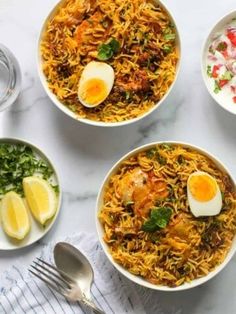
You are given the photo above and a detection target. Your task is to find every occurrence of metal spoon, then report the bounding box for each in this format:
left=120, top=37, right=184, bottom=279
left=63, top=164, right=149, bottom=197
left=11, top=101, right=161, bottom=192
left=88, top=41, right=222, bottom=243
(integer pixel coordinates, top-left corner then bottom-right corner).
left=54, top=242, right=105, bottom=314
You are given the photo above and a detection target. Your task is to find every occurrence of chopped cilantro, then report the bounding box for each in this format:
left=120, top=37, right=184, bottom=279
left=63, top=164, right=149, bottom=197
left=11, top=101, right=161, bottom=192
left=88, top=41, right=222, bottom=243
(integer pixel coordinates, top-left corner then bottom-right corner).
left=0, top=143, right=54, bottom=197
left=209, top=46, right=215, bottom=55
left=214, top=80, right=221, bottom=94
left=221, top=71, right=233, bottom=81
left=163, top=44, right=173, bottom=54
left=146, top=148, right=157, bottom=159
left=207, top=65, right=212, bottom=77
left=156, top=152, right=166, bottom=165
left=164, top=33, right=176, bottom=41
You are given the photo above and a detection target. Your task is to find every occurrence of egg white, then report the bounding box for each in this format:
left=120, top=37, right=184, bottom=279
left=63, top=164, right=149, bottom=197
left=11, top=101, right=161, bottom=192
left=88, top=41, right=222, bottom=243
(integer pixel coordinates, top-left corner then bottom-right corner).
left=187, top=171, right=222, bottom=217
left=78, top=61, right=114, bottom=108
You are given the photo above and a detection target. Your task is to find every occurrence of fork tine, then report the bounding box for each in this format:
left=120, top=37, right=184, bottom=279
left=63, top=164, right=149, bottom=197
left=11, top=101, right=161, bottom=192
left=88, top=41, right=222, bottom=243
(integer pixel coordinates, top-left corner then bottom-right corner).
left=33, top=260, right=71, bottom=288
left=30, top=264, right=69, bottom=292
left=36, top=258, right=76, bottom=284
left=29, top=268, right=67, bottom=298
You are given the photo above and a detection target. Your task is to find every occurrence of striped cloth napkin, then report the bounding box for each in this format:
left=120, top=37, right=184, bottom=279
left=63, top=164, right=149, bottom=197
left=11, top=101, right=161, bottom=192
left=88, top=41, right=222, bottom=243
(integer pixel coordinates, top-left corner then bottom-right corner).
left=0, top=233, right=159, bottom=314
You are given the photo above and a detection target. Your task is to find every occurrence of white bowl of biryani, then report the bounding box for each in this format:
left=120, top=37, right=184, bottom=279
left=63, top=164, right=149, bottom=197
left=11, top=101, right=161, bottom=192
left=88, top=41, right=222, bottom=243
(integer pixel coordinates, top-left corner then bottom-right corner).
left=202, top=10, right=236, bottom=115
left=38, top=0, right=181, bottom=126
left=96, top=142, right=236, bottom=291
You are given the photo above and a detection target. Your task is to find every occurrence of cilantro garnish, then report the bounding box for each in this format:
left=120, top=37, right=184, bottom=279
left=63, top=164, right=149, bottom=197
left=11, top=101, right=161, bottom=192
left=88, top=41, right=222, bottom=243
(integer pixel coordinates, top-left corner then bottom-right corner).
left=163, top=44, right=173, bottom=54
left=146, top=148, right=157, bottom=159
left=221, top=71, right=233, bottom=81
left=164, top=33, right=176, bottom=41
left=214, top=80, right=221, bottom=94
left=207, top=65, right=212, bottom=77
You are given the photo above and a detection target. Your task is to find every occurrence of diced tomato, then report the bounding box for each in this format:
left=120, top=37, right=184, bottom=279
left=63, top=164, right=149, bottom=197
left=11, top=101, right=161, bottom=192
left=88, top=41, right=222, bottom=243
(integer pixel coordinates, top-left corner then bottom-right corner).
left=219, top=79, right=229, bottom=88
left=222, top=50, right=228, bottom=58
left=212, top=65, right=220, bottom=78
left=227, top=30, right=236, bottom=46
left=233, top=96, right=236, bottom=103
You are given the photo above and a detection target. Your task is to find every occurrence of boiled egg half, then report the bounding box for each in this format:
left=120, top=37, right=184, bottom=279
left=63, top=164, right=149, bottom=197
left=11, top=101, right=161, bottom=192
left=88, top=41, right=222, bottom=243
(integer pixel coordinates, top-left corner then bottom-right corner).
left=78, top=61, right=114, bottom=108
left=187, top=171, right=222, bottom=217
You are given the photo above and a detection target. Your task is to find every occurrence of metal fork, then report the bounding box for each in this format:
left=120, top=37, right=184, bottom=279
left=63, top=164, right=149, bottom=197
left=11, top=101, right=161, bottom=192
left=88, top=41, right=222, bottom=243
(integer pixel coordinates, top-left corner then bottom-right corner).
left=29, top=258, right=105, bottom=314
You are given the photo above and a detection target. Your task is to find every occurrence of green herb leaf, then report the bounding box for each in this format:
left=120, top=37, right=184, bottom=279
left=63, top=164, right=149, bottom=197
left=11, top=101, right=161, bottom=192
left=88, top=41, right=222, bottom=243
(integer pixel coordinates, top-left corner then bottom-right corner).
left=214, top=80, right=221, bottom=94
left=209, top=45, right=215, bottom=55
left=164, top=33, right=175, bottom=41
left=221, top=71, right=233, bottom=81
left=124, top=200, right=134, bottom=208
left=160, top=143, right=173, bottom=151
left=97, top=44, right=113, bottom=61
left=216, top=41, right=227, bottom=51
left=109, top=38, right=120, bottom=53
left=97, top=38, right=120, bottom=61
left=163, top=45, right=172, bottom=54
left=125, top=91, right=131, bottom=100
left=177, top=155, right=185, bottom=164
left=146, top=148, right=157, bottom=159
left=142, top=218, right=158, bottom=232
left=0, top=144, right=54, bottom=197
left=142, top=207, right=172, bottom=232
left=207, top=65, right=212, bottom=77
left=156, top=152, right=166, bottom=165
left=100, top=19, right=109, bottom=28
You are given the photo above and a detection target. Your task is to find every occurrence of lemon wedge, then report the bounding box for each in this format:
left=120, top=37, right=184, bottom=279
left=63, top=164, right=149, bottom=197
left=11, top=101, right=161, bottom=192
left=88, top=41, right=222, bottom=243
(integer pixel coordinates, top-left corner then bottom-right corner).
left=0, top=191, right=30, bottom=240
left=23, top=176, right=57, bottom=225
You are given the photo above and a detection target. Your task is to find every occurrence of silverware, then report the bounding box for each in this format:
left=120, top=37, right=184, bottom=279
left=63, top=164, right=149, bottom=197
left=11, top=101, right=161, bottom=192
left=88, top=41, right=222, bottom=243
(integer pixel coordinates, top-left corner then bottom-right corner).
left=29, top=257, right=105, bottom=314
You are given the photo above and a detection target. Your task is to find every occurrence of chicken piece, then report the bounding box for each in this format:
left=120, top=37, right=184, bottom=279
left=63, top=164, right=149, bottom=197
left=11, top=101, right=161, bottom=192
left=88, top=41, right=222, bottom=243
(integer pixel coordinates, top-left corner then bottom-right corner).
left=117, top=168, right=169, bottom=217
left=74, top=11, right=103, bottom=45
left=117, top=168, right=148, bottom=204
left=167, top=214, right=190, bottom=240
left=116, top=70, right=150, bottom=92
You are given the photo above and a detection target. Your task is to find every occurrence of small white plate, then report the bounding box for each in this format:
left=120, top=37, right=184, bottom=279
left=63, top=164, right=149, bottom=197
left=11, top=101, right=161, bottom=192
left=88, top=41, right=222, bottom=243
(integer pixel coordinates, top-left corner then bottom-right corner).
left=0, top=138, right=62, bottom=251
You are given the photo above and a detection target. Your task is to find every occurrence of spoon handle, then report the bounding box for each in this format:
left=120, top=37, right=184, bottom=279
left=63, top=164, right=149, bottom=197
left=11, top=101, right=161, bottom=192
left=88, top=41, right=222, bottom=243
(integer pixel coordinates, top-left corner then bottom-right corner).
left=82, top=297, right=106, bottom=314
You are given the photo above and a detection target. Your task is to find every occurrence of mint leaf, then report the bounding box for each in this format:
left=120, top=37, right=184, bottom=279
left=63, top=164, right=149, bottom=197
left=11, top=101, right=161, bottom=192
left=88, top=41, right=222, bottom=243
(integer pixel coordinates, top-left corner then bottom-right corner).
left=109, top=38, right=120, bottom=53
left=142, top=219, right=158, bottom=232
left=142, top=207, right=172, bottom=232
left=97, top=44, right=113, bottom=61
left=97, top=38, right=120, bottom=61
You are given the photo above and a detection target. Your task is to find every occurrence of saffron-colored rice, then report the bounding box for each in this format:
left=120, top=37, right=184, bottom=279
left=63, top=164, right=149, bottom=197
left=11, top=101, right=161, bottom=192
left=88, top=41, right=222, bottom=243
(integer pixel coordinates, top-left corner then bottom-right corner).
left=40, top=0, right=179, bottom=123
left=99, top=144, right=236, bottom=287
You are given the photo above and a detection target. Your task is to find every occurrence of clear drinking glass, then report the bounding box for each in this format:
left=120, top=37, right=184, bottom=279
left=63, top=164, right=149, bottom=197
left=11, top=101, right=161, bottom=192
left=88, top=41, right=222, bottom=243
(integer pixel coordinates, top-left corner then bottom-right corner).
left=0, top=44, right=21, bottom=111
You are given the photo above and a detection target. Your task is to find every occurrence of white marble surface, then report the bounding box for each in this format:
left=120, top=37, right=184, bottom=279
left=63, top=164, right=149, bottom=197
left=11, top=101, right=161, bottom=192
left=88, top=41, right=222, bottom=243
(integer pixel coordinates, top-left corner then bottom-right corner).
left=1, top=0, right=236, bottom=313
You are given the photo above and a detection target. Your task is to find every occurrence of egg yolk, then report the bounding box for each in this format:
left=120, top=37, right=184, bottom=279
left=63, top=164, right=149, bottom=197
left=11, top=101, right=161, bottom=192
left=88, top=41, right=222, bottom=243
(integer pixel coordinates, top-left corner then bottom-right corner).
left=189, top=174, right=217, bottom=202
left=80, top=78, right=108, bottom=105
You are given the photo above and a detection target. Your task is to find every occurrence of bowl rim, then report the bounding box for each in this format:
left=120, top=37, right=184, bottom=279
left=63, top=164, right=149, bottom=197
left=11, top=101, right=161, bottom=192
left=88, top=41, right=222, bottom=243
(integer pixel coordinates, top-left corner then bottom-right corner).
left=37, top=0, right=182, bottom=127
left=0, top=137, right=62, bottom=251
left=95, top=141, right=236, bottom=291
left=201, top=9, right=236, bottom=115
